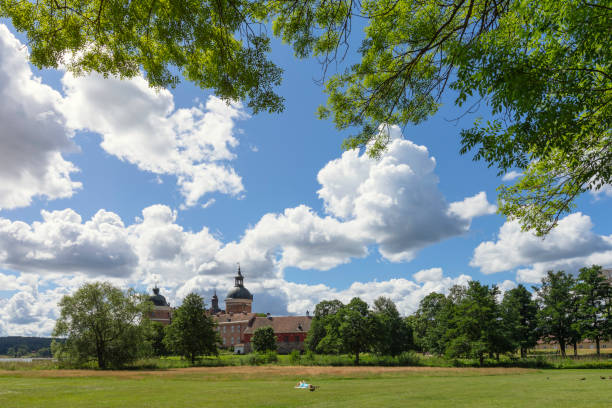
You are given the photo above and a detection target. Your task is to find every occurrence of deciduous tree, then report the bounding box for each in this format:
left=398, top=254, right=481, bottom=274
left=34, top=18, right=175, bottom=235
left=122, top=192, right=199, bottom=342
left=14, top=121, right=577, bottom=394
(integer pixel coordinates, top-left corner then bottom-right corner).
left=445, top=282, right=506, bottom=364
left=305, top=299, right=344, bottom=354
left=414, top=292, right=454, bottom=355
left=372, top=296, right=413, bottom=356
left=575, top=265, right=612, bottom=356
left=52, top=282, right=151, bottom=369
left=252, top=326, right=277, bottom=352
left=334, top=297, right=377, bottom=365
left=163, top=293, right=218, bottom=364
left=501, top=285, right=539, bottom=358
left=535, top=271, right=577, bottom=358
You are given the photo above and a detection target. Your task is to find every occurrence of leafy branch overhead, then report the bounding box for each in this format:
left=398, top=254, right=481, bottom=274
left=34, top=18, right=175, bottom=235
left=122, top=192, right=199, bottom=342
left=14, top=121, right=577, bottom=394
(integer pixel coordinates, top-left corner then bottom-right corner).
left=1, top=0, right=610, bottom=235
left=0, top=0, right=284, bottom=114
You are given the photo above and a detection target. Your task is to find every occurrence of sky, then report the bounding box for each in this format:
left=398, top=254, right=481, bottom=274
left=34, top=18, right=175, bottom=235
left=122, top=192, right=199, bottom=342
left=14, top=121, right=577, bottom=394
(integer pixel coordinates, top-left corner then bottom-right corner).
left=0, top=20, right=611, bottom=337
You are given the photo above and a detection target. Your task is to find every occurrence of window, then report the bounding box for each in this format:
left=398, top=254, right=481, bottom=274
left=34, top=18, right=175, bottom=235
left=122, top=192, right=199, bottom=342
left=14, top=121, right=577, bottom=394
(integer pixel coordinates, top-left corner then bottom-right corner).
left=284, top=336, right=289, bottom=342
left=231, top=337, right=234, bottom=345
left=223, top=326, right=226, bottom=333
left=231, top=326, right=234, bottom=332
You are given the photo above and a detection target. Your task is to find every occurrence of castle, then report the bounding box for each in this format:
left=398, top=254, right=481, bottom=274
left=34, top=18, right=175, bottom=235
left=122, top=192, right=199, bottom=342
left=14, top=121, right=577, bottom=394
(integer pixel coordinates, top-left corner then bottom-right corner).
left=149, top=266, right=311, bottom=354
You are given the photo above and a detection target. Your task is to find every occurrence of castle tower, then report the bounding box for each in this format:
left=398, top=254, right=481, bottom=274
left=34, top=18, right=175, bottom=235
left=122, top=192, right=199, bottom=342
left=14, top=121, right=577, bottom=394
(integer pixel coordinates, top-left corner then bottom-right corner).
left=211, top=289, right=222, bottom=314
left=225, top=265, right=253, bottom=313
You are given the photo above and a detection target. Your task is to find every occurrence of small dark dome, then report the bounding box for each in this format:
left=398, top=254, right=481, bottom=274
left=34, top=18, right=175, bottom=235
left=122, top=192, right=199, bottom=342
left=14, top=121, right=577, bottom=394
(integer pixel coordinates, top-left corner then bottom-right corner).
left=226, top=286, right=253, bottom=300
left=149, top=287, right=169, bottom=306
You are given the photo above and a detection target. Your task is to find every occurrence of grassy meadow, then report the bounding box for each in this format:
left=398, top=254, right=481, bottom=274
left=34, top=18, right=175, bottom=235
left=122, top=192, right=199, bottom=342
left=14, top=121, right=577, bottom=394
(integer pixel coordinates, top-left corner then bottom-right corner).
left=1, top=366, right=611, bottom=408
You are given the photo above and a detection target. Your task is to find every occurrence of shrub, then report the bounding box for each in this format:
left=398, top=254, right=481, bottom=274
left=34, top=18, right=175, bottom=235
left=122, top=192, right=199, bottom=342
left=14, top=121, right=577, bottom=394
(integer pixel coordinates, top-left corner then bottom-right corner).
left=289, top=350, right=301, bottom=365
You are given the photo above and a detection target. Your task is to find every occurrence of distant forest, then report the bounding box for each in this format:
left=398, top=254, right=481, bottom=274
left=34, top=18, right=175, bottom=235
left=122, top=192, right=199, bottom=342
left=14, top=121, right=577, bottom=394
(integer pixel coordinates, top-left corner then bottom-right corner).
left=0, top=337, right=54, bottom=356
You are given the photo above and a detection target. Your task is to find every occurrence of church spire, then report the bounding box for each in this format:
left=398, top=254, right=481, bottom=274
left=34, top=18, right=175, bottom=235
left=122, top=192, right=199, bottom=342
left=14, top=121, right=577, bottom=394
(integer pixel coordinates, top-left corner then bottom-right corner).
left=234, top=263, right=244, bottom=287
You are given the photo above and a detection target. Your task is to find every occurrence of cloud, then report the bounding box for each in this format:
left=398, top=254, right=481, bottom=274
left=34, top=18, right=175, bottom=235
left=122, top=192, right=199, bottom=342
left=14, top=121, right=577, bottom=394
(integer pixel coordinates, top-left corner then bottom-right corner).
left=590, top=184, right=612, bottom=199
left=0, top=209, right=138, bottom=277
left=317, top=127, right=495, bottom=262
left=0, top=121, right=500, bottom=334
left=470, top=212, right=612, bottom=282
left=60, top=74, right=246, bottom=207
left=280, top=269, right=472, bottom=316
left=501, top=171, right=522, bottom=182
left=0, top=24, right=81, bottom=209
left=448, top=192, right=497, bottom=220
left=0, top=24, right=250, bottom=210
left=413, top=267, right=444, bottom=283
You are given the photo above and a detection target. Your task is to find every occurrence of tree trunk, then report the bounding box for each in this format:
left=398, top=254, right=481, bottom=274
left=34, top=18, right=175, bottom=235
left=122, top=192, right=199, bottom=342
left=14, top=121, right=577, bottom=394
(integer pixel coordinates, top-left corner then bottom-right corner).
left=354, top=352, right=359, bottom=366
left=559, top=341, right=566, bottom=358
left=96, top=341, right=106, bottom=369
left=573, top=342, right=577, bottom=357
left=479, top=353, right=484, bottom=366
left=520, top=348, right=526, bottom=359
left=596, top=338, right=600, bottom=357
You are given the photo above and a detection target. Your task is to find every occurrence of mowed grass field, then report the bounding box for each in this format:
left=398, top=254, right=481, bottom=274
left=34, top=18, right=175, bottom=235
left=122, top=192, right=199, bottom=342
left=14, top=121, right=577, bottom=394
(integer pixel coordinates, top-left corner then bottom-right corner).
left=1, top=366, right=611, bottom=407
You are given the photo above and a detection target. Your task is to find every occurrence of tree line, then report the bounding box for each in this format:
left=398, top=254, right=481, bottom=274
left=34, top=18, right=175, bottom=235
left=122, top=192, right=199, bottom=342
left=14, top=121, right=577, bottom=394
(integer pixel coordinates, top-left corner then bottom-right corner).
left=52, top=283, right=219, bottom=368
left=50, top=265, right=610, bottom=368
left=0, top=337, right=53, bottom=357
left=307, top=265, right=612, bottom=364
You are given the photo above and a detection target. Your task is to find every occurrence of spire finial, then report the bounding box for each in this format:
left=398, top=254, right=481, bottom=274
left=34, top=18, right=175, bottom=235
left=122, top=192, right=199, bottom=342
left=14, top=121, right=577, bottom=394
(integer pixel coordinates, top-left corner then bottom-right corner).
left=237, top=262, right=242, bottom=276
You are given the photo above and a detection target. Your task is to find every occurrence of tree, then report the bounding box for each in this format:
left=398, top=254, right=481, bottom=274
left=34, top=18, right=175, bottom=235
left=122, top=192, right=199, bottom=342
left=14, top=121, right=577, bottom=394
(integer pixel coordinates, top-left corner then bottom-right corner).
left=575, top=265, right=612, bottom=356
left=0, top=0, right=283, bottom=114
left=501, top=285, right=539, bottom=358
left=270, top=0, right=611, bottom=235
left=52, top=282, right=152, bottom=369
left=535, top=271, right=577, bottom=358
left=305, top=299, right=344, bottom=353
left=414, top=292, right=454, bottom=355
left=372, top=296, right=412, bottom=356
left=252, top=326, right=277, bottom=352
left=445, top=281, right=508, bottom=364
left=147, top=321, right=169, bottom=357
left=333, top=297, right=377, bottom=365
left=3, top=1, right=609, bottom=234
left=163, top=293, right=218, bottom=364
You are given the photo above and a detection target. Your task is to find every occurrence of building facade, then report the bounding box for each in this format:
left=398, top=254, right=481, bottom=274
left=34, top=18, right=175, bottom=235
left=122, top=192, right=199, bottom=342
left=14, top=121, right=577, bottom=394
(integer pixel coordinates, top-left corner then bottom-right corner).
left=148, top=266, right=311, bottom=353
left=243, top=315, right=312, bottom=354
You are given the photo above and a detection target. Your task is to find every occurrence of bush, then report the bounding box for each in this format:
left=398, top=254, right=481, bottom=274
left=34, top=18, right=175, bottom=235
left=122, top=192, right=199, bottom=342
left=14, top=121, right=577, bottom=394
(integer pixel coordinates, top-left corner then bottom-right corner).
left=289, top=349, right=301, bottom=365
left=243, top=351, right=278, bottom=365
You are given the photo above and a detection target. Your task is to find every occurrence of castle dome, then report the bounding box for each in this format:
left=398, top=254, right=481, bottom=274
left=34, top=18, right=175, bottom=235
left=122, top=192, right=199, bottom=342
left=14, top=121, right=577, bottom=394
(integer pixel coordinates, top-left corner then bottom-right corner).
left=149, top=287, right=169, bottom=306
left=226, top=286, right=253, bottom=300
left=226, top=265, right=253, bottom=300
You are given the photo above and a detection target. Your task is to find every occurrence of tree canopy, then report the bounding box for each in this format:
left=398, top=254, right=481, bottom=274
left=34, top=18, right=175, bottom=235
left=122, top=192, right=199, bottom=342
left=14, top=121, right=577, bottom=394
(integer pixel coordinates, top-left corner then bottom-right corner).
left=252, top=326, right=277, bottom=352
left=163, top=293, right=218, bottom=364
left=1, top=0, right=609, bottom=234
left=52, top=282, right=151, bottom=369
left=574, top=265, right=612, bottom=356
left=534, top=271, right=578, bottom=358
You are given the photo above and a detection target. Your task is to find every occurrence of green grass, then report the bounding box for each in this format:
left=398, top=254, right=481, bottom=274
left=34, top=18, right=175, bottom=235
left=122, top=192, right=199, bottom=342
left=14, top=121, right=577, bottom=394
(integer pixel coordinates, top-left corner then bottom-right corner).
left=0, top=367, right=611, bottom=407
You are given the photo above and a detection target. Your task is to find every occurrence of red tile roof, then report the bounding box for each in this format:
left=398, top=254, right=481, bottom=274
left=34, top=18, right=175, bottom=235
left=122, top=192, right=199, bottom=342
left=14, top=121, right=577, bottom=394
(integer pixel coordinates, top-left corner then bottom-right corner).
left=243, top=316, right=312, bottom=334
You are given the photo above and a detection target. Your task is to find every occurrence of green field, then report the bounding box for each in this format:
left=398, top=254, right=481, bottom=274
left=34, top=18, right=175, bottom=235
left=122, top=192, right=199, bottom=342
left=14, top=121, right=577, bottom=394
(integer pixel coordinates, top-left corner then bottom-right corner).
left=1, top=366, right=611, bottom=407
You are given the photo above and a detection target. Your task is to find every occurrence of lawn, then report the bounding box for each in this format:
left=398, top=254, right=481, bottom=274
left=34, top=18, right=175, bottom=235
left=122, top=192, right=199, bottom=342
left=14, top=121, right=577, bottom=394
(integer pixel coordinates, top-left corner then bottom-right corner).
left=0, top=366, right=611, bottom=407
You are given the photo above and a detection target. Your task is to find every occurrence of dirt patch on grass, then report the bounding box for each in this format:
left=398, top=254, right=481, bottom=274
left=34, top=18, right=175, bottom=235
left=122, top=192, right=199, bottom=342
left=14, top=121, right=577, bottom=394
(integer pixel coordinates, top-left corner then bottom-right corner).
left=0, top=365, right=535, bottom=380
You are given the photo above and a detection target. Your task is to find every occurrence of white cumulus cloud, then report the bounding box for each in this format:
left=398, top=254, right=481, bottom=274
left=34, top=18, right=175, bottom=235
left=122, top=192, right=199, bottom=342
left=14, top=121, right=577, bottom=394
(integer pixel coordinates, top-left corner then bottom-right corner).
left=470, top=212, right=612, bottom=282
left=60, top=73, right=246, bottom=207
left=0, top=24, right=81, bottom=209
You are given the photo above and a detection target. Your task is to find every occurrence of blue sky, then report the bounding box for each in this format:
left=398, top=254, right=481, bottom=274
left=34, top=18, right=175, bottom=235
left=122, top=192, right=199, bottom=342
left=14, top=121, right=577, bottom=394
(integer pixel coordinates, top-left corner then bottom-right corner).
left=0, top=21, right=611, bottom=336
